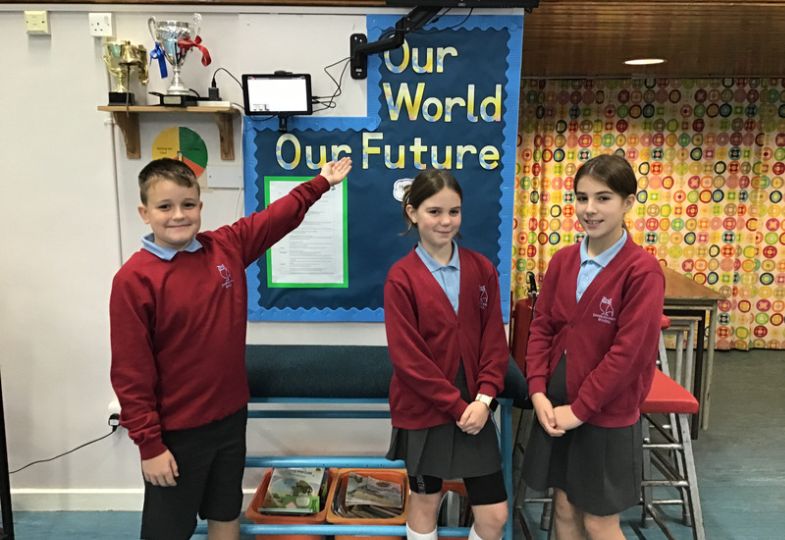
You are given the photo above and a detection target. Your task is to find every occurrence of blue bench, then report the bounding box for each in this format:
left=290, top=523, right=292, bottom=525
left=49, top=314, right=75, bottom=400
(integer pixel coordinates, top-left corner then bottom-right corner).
left=246, top=344, right=528, bottom=404
left=208, top=345, right=529, bottom=538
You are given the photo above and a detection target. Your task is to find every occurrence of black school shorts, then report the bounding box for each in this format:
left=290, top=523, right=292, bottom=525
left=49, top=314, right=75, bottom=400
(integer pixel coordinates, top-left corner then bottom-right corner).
left=140, top=407, right=247, bottom=540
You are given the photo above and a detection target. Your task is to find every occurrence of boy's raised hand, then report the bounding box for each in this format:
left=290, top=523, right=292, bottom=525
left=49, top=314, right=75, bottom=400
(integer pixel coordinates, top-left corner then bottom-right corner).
left=320, top=157, right=352, bottom=186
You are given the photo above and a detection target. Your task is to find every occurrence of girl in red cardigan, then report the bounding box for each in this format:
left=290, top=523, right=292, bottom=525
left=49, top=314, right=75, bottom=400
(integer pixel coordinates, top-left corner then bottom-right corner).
left=384, top=170, right=510, bottom=540
left=522, top=154, right=665, bottom=539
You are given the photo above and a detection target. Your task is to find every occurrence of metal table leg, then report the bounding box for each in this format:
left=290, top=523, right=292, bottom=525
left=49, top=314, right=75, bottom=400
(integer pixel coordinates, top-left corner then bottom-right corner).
left=664, top=308, right=705, bottom=438
left=701, top=303, right=719, bottom=430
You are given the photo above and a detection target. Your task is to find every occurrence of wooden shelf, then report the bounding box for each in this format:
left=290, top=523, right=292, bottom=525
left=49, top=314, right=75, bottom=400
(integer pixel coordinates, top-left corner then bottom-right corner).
left=97, top=105, right=240, bottom=161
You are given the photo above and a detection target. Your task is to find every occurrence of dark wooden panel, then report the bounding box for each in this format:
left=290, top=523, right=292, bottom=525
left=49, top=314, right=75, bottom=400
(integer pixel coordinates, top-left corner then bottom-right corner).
left=523, top=1, right=785, bottom=76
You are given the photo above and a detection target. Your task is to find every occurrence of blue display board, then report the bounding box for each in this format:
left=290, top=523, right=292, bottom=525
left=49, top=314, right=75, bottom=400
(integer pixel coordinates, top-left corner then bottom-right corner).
left=244, top=14, right=524, bottom=321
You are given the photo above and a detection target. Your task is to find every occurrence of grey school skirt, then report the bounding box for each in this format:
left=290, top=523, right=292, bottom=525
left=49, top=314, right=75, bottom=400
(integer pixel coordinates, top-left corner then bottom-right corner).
left=522, top=354, right=642, bottom=516
left=386, top=365, right=501, bottom=479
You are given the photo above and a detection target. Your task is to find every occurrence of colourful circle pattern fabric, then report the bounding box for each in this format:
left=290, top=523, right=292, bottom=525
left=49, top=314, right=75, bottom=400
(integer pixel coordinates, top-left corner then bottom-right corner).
left=514, top=78, right=785, bottom=351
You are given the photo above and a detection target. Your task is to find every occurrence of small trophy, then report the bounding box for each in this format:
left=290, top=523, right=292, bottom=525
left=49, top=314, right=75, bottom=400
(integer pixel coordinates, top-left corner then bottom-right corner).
left=103, top=40, right=148, bottom=105
left=148, top=13, right=212, bottom=106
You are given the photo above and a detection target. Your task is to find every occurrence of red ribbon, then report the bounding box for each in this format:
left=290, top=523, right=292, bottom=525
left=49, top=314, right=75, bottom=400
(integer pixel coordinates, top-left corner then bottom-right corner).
left=177, top=36, right=212, bottom=66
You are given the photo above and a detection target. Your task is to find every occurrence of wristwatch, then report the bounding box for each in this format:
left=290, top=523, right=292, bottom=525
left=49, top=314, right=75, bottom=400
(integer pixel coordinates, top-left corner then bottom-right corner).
left=475, top=393, right=498, bottom=412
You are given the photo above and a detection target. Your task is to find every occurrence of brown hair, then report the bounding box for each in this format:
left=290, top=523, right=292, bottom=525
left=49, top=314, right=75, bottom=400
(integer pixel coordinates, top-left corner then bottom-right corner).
left=138, top=158, right=200, bottom=205
left=401, top=169, right=463, bottom=233
left=574, top=154, right=637, bottom=198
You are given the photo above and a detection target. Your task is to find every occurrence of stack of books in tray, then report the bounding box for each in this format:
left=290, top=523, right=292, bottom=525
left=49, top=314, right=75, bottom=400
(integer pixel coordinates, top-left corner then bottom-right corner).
left=259, top=468, right=329, bottom=515
left=332, top=472, right=404, bottom=519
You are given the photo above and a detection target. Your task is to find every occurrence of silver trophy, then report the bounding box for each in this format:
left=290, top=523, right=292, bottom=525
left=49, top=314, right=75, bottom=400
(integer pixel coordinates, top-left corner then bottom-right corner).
left=148, top=13, right=209, bottom=97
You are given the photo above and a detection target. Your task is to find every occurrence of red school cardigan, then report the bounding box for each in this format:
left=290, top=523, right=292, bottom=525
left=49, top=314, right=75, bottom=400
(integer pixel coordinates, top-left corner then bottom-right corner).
left=525, top=237, right=665, bottom=427
left=384, top=247, right=509, bottom=430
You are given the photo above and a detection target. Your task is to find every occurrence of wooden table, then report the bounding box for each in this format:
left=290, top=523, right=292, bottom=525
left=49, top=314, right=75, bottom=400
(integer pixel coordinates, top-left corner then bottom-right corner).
left=663, top=266, right=725, bottom=433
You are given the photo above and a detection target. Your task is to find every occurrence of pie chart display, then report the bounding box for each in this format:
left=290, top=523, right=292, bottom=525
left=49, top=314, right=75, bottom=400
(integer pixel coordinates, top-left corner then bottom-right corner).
left=151, top=127, right=208, bottom=178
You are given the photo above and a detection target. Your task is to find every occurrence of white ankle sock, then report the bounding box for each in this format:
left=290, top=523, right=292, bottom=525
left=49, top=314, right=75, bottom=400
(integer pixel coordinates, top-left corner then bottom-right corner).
left=468, top=524, right=485, bottom=540
left=405, top=524, right=437, bottom=540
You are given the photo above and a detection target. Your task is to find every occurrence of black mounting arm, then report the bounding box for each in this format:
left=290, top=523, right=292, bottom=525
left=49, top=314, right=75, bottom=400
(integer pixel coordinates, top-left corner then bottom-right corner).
left=350, top=6, right=441, bottom=80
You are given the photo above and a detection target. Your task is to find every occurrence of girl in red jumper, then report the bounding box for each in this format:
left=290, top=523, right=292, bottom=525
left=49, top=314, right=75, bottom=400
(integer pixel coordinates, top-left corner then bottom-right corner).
left=522, top=154, right=664, bottom=539
left=384, top=170, right=510, bottom=540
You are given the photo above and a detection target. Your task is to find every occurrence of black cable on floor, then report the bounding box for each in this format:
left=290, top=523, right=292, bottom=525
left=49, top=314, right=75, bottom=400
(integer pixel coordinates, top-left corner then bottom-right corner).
left=10, top=427, right=117, bottom=475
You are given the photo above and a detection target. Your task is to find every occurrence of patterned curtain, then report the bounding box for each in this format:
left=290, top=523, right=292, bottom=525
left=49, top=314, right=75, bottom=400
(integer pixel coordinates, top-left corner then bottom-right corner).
left=514, top=78, right=785, bottom=351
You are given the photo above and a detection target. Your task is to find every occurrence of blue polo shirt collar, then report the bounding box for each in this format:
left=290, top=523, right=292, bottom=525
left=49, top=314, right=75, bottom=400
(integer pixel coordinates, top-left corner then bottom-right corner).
left=141, top=234, right=203, bottom=261
left=416, top=241, right=460, bottom=272
left=580, top=229, right=627, bottom=268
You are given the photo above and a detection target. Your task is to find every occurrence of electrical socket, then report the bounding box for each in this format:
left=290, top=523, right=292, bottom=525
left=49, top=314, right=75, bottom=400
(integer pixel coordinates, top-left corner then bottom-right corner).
left=88, top=12, right=114, bottom=38
left=24, top=10, right=50, bottom=35
left=107, top=399, right=121, bottom=431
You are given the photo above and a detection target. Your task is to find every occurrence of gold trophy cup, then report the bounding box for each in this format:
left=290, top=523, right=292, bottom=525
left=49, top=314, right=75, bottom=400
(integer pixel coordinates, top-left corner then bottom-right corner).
left=103, top=40, right=149, bottom=105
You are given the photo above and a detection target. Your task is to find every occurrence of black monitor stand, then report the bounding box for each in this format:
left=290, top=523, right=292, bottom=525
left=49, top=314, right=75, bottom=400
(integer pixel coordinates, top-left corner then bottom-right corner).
left=278, top=114, right=290, bottom=133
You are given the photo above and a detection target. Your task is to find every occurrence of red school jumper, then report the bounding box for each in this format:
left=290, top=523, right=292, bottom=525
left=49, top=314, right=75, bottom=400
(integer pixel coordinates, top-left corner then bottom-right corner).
left=110, top=176, right=330, bottom=459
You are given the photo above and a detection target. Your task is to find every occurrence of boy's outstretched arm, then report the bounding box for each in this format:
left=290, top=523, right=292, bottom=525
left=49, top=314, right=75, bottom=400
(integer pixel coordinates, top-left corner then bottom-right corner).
left=226, top=156, right=354, bottom=266
left=320, top=156, right=352, bottom=186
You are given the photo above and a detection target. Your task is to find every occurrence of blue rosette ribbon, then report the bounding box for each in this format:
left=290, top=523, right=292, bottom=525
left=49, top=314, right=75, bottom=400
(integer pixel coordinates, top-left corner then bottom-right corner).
left=150, top=42, right=168, bottom=78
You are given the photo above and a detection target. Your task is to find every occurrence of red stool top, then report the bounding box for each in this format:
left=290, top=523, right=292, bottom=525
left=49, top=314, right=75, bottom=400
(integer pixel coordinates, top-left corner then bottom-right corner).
left=641, top=369, right=699, bottom=415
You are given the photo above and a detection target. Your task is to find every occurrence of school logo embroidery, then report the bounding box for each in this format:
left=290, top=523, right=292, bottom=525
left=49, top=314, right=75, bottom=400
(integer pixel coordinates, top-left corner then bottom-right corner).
left=479, top=285, right=488, bottom=310
left=593, top=296, right=616, bottom=324
left=216, top=264, right=233, bottom=289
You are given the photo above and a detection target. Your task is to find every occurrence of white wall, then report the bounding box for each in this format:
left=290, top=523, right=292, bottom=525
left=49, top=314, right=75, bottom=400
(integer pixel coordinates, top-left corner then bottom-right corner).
left=0, top=3, right=398, bottom=511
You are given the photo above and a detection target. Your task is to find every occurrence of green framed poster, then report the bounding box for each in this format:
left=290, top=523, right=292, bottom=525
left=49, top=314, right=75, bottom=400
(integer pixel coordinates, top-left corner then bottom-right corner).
left=264, top=176, right=349, bottom=289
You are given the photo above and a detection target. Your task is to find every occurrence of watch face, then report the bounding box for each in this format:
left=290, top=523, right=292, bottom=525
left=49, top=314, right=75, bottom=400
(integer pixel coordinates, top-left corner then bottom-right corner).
left=476, top=394, right=498, bottom=411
